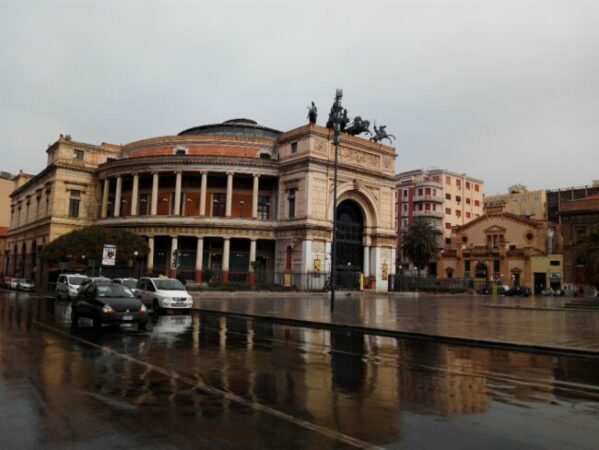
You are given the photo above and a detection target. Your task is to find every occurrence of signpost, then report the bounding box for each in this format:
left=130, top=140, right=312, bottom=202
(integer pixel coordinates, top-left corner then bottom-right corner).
left=102, top=244, right=117, bottom=266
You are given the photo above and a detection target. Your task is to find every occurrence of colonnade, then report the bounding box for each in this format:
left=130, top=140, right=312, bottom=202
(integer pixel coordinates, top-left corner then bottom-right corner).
left=101, top=171, right=264, bottom=219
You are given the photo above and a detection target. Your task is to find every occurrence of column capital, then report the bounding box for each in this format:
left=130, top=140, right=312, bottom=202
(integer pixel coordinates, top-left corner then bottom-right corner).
left=226, top=171, right=235, bottom=177
left=200, top=170, right=208, bottom=175
left=253, top=173, right=261, bottom=178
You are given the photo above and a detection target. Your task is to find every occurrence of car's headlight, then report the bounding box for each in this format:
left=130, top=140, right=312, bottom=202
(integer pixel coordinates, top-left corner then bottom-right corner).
left=102, top=305, right=114, bottom=314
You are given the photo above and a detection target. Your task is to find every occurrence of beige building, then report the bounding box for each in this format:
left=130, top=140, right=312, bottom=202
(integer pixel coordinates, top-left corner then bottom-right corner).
left=0, top=171, right=15, bottom=275
left=6, top=120, right=397, bottom=291
left=484, top=185, right=547, bottom=220
left=5, top=136, right=121, bottom=283
left=438, top=211, right=562, bottom=293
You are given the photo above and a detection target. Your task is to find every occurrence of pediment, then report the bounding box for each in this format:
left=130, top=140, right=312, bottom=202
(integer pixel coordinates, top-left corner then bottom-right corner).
left=484, top=225, right=507, bottom=234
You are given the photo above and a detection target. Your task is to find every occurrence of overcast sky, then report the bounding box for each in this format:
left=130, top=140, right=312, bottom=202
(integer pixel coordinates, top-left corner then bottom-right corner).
left=1, top=0, right=597, bottom=194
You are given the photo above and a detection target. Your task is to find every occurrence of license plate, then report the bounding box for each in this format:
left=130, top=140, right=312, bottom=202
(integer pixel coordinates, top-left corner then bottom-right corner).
left=122, top=315, right=133, bottom=321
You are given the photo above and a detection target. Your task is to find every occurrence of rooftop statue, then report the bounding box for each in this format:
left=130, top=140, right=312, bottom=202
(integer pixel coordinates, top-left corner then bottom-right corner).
left=370, top=123, right=396, bottom=144
left=326, top=90, right=344, bottom=130
left=345, top=116, right=371, bottom=136
left=307, top=101, right=317, bottom=124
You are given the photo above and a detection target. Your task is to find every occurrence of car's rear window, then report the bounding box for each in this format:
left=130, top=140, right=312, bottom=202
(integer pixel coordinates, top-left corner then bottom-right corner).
left=68, top=276, right=86, bottom=285
left=153, top=279, right=185, bottom=291
left=96, top=284, right=135, bottom=298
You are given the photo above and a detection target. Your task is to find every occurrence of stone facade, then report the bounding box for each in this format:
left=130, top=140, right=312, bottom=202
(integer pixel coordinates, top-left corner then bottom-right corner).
left=438, top=211, right=562, bottom=293
left=559, top=194, right=599, bottom=288
left=6, top=120, right=397, bottom=291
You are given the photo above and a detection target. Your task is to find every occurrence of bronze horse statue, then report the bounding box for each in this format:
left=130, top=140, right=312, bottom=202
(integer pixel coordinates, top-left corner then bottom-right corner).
left=370, top=123, right=396, bottom=144
left=345, top=116, right=371, bottom=136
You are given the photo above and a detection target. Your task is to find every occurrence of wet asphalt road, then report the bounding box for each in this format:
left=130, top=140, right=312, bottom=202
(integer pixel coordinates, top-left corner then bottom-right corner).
left=1, top=290, right=599, bottom=449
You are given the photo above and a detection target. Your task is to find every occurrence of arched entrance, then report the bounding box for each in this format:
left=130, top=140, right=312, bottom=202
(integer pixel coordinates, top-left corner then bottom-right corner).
left=335, top=200, right=364, bottom=289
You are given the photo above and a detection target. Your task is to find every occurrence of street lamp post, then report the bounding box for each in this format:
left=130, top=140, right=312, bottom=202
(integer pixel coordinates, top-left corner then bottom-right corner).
left=328, top=89, right=344, bottom=312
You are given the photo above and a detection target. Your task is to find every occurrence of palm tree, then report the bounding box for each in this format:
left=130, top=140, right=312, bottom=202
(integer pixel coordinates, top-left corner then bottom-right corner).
left=401, top=217, right=441, bottom=278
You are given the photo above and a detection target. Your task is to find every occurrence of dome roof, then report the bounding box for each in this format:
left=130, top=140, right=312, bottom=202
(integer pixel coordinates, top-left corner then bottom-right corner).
left=178, top=118, right=281, bottom=141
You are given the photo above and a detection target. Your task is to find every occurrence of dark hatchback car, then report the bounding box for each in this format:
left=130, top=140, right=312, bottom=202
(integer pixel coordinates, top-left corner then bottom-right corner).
left=71, top=282, right=148, bottom=330
left=504, top=286, right=531, bottom=297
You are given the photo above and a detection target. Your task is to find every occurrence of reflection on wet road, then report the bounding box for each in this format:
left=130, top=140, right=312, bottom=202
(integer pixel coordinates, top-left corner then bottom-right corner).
left=1, top=290, right=599, bottom=449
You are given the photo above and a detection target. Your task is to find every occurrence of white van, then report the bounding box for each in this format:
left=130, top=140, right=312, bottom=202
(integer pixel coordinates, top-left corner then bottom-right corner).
left=55, top=274, right=89, bottom=299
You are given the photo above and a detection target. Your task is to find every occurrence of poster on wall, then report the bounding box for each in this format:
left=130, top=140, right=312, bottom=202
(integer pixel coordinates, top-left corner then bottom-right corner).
left=102, top=244, right=117, bottom=266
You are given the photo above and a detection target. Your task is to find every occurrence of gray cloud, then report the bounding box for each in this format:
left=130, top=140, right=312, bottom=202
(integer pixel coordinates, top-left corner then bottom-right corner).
left=1, top=0, right=598, bottom=193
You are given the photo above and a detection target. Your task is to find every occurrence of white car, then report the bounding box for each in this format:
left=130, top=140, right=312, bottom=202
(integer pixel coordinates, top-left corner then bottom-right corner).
left=135, top=277, right=193, bottom=312
left=17, top=279, right=35, bottom=291
left=55, top=274, right=89, bottom=299
left=9, top=278, right=19, bottom=290
left=111, top=278, right=139, bottom=294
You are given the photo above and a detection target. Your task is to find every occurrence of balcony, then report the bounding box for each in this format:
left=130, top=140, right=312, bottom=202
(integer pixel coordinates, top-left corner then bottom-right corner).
left=413, top=210, right=443, bottom=219
left=413, top=193, right=444, bottom=203
left=415, top=180, right=442, bottom=190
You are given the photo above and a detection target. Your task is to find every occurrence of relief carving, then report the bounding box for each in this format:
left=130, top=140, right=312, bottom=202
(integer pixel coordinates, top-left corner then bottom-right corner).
left=382, top=155, right=394, bottom=170
left=340, top=148, right=379, bottom=168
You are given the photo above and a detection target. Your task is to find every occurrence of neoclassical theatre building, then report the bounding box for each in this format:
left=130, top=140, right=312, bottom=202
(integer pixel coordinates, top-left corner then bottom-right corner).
left=7, top=119, right=397, bottom=291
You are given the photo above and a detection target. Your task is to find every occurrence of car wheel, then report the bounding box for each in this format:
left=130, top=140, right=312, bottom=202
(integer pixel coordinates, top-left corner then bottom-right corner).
left=153, top=299, right=162, bottom=315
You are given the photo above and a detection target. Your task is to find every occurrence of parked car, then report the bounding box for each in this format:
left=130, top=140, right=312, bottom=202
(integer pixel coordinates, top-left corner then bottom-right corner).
left=505, top=286, right=531, bottom=297
left=135, top=277, right=193, bottom=312
left=79, top=276, right=111, bottom=289
left=10, top=278, right=19, bottom=290
left=55, top=274, right=89, bottom=299
left=541, top=287, right=555, bottom=296
left=111, top=278, right=139, bottom=294
left=71, top=281, right=147, bottom=330
left=17, top=279, right=35, bottom=291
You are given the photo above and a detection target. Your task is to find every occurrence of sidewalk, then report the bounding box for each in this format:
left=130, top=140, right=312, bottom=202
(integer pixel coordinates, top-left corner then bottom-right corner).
left=191, top=292, right=599, bottom=355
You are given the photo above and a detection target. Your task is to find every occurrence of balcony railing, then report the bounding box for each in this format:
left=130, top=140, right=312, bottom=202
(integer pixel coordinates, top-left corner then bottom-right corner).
left=413, top=210, right=443, bottom=219
left=413, top=194, right=444, bottom=203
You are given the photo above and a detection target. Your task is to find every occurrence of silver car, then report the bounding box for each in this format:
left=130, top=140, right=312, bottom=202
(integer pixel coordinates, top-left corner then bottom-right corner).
left=55, top=274, right=89, bottom=299
left=17, top=279, right=35, bottom=291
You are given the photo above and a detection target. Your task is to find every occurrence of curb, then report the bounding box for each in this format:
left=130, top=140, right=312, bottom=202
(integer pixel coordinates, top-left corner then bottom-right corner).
left=194, top=307, right=599, bottom=359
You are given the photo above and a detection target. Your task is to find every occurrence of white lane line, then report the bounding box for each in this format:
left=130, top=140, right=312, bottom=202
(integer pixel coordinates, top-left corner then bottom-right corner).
left=34, top=320, right=383, bottom=450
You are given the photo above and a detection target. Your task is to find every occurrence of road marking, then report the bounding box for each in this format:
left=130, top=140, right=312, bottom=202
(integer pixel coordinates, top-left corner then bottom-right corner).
left=34, top=320, right=383, bottom=450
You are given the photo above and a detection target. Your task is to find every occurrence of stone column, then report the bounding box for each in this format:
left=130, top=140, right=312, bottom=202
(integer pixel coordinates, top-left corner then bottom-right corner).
left=169, top=236, right=178, bottom=278
left=174, top=171, right=182, bottom=216
left=200, top=171, right=207, bottom=216
left=370, top=247, right=384, bottom=292
left=301, top=240, right=312, bottom=290
left=226, top=172, right=233, bottom=217
left=101, top=178, right=110, bottom=218
left=147, top=237, right=154, bottom=275
left=248, top=239, right=257, bottom=286
left=195, top=237, right=204, bottom=282
left=114, top=176, right=122, bottom=217
left=252, top=174, right=260, bottom=219
left=151, top=172, right=159, bottom=215
left=131, top=174, right=139, bottom=216
left=222, top=238, right=230, bottom=283
left=363, top=246, right=370, bottom=278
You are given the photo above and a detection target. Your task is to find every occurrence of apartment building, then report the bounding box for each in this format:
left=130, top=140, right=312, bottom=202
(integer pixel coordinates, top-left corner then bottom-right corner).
left=483, top=185, right=547, bottom=220
left=396, top=169, right=484, bottom=257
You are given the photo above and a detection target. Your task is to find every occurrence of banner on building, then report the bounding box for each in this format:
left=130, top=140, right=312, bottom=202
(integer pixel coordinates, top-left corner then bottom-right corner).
left=102, top=244, right=117, bottom=266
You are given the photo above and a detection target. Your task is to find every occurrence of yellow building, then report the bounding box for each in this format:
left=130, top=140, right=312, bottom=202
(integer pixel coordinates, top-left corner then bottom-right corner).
left=484, top=185, right=547, bottom=220
left=438, top=211, right=562, bottom=293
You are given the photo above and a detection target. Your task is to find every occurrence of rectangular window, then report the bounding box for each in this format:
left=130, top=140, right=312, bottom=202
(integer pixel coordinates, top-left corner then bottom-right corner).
left=68, top=190, right=81, bottom=218
left=446, top=176, right=451, bottom=185
left=402, top=204, right=408, bottom=212
left=418, top=203, right=423, bottom=211
left=258, top=195, right=270, bottom=220
left=466, top=212, right=471, bottom=219
left=466, top=198, right=471, bottom=204
left=445, top=222, right=451, bottom=229
left=418, top=188, right=423, bottom=196
left=403, top=189, right=408, bottom=198
left=456, top=209, right=461, bottom=217
left=402, top=218, right=408, bottom=227
left=288, top=188, right=296, bottom=219
left=474, top=184, right=480, bottom=192
left=445, top=237, right=451, bottom=245
left=474, top=199, right=480, bottom=206
left=465, top=260, right=471, bottom=272
left=291, top=142, right=298, bottom=154
left=456, top=179, right=461, bottom=188
left=456, top=195, right=461, bottom=203
left=445, top=207, right=451, bottom=214
left=466, top=181, right=471, bottom=189
left=433, top=176, right=440, bottom=182
left=212, top=193, right=226, bottom=217
left=74, top=149, right=84, bottom=160
left=425, top=187, right=431, bottom=195
left=425, top=203, right=431, bottom=210
left=445, top=193, right=451, bottom=200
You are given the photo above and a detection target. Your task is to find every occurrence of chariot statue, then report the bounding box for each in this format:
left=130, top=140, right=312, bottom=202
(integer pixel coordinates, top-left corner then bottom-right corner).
left=345, top=116, right=371, bottom=136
